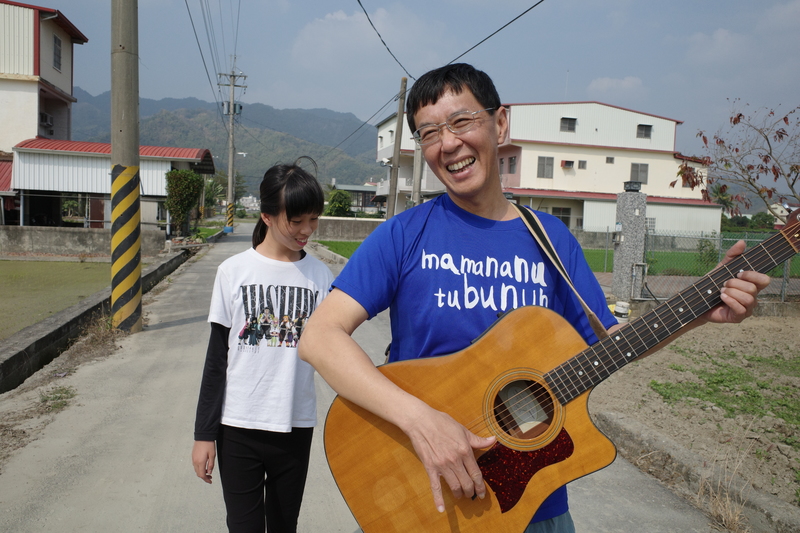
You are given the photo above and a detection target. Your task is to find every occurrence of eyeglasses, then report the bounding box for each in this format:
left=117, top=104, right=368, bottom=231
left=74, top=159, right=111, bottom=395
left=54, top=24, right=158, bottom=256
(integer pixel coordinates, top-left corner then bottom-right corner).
left=412, top=108, right=495, bottom=146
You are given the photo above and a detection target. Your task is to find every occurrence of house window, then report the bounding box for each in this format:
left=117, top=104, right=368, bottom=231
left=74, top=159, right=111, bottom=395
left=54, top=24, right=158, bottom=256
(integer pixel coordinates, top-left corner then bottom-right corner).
left=53, top=35, right=62, bottom=71
left=606, top=156, right=615, bottom=164
left=576, top=217, right=583, bottom=229
left=578, top=160, right=587, bottom=170
left=499, top=158, right=504, bottom=174
left=537, top=156, right=554, bottom=178
left=508, top=156, right=517, bottom=174
left=646, top=217, right=656, bottom=232
left=630, top=163, right=649, bottom=184
left=378, top=136, right=383, bottom=149
left=560, top=117, right=576, bottom=132
left=637, top=124, right=652, bottom=139
left=561, top=160, right=574, bottom=169
left=552, top=207, right=571, bottom=227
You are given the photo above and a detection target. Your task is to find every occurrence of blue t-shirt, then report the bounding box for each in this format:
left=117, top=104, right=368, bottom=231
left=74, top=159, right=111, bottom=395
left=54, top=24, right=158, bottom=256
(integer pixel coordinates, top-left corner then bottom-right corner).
left=333, top=194, right=617, bottom=522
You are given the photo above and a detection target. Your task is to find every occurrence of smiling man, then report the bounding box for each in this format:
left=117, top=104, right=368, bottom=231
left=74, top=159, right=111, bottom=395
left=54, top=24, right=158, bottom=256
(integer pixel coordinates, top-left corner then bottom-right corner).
left=299, top=63, right=768, bottom=532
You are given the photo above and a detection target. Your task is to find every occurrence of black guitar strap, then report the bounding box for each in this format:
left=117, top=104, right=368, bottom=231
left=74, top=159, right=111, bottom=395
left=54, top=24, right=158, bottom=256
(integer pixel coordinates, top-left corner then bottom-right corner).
left=512, top=203, right=609, bottom=340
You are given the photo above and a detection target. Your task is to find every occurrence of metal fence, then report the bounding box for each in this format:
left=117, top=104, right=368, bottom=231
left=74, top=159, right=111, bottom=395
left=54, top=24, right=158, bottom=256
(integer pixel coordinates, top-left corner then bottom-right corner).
left=573, top=227, right=798, bottom=302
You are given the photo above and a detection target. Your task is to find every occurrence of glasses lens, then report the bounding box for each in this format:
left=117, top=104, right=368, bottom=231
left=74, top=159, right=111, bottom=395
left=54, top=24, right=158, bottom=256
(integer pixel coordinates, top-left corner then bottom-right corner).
left=415, top=126, right=439, bottom=145
left=448, top=113, right=476, bottom=134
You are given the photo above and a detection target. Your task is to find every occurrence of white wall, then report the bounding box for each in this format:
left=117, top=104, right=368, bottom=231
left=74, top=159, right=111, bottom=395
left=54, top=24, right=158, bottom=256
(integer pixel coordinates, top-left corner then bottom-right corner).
left=0, top=3, right=35, bottom=76
left=0, top=78, right=38, bottom=152
left=39, top=19, right=73, bottom=95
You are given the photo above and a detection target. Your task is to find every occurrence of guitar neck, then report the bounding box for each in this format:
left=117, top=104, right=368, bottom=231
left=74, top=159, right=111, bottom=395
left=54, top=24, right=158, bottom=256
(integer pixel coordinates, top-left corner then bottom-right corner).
left=546, top=219, right=800, bottom=405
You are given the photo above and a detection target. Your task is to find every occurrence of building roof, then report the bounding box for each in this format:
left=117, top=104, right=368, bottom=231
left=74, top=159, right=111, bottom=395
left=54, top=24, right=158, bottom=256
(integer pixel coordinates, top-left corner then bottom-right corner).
left=505, top=187, right=719, bottom=207
left=14, top=138, right=216, bottom=174
left=502, top=101, right=683, bottom=125
left=0, top=1, right=89, bottom=43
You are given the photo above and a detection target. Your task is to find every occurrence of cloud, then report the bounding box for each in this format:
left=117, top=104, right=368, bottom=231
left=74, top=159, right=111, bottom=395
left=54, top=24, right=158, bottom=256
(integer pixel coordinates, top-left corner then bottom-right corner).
left=585, top=76, right=645, bottom=102
left=685, top=28, right=754, bottom=68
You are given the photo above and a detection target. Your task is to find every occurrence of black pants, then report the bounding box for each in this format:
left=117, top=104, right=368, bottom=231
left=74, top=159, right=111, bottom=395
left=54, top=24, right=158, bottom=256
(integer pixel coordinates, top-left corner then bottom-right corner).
left=217, top=425, right=314, bottom=533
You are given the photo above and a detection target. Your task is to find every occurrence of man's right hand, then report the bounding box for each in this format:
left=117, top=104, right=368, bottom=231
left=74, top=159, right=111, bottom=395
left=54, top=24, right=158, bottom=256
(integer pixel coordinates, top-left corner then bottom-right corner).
left=403, top=405, right=496, bottom=513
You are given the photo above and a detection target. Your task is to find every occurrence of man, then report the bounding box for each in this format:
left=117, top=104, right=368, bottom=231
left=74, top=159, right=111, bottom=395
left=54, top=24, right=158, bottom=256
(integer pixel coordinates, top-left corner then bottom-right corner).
left=299, top=63, right=769, bottom=532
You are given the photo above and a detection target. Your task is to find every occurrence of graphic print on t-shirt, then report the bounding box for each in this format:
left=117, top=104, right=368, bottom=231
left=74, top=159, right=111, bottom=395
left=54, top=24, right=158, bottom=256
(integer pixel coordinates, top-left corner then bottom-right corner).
left=236, top=283, right=318, bottom=349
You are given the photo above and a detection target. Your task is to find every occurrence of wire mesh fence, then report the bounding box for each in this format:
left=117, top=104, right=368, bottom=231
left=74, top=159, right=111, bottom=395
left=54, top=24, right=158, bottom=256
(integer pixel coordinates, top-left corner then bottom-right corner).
left=574, top=227, right=799, bottom=302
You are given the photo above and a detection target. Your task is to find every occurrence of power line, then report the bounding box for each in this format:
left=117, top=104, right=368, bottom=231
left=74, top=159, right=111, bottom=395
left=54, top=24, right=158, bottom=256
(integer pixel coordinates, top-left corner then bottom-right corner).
left=447, top=0, right=547, bottom=65
left=183, top=0, right=229, bottom=136
left=357, top=0, right=415, bottom=80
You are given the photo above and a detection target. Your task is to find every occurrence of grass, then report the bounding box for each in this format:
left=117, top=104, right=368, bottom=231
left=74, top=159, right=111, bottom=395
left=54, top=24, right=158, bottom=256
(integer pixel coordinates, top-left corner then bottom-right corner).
left=317, top=241, right=361, bottom=259
left=0, top=261, right=112, bottom=341
left=39, top=386, right=77, bottom=413
left=650, top=346, right=800, bottom=451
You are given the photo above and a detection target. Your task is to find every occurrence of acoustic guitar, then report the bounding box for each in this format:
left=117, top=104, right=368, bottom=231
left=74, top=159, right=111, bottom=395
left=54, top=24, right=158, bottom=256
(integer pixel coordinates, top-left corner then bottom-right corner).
left=324, top=213, right=800, bottom=533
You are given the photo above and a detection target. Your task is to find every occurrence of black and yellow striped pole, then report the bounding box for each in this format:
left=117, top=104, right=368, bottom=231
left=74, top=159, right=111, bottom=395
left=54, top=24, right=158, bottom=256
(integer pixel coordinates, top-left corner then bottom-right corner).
left=111, top=165, right=142, bottom=331
left=110, top=0, right=142, bottom=332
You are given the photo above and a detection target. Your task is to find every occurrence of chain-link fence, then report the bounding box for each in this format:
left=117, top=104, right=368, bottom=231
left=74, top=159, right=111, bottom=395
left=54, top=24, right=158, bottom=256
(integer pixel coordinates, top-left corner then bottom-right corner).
left=573, top=228, right=799, bottom=302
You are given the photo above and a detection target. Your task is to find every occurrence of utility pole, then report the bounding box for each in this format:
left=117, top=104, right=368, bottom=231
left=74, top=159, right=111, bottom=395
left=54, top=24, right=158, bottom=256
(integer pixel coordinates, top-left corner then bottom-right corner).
left=411, top=143, right=423, bottom=206
left=219, top=59, right=246, bottom=233
left=386, top=77, right=406, bottom=219
left=110, top=0, right=142, bottom=333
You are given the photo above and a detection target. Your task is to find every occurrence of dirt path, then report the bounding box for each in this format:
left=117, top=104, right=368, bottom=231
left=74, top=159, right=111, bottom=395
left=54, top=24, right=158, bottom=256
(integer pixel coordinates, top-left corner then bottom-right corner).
left=589, top=316, right=800, bottom=509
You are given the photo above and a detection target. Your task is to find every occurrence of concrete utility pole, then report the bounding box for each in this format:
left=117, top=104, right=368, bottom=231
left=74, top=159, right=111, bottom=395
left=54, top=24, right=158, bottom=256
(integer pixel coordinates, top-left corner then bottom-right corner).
left=611, top=182, right=647, bottom=304
left=411, top=143, right=423, bottom=206
left=219, top=60, right=246, bottom=233
left=110, top=0, right=142, bottom=333
left=386, top=77, right=407, bottom=219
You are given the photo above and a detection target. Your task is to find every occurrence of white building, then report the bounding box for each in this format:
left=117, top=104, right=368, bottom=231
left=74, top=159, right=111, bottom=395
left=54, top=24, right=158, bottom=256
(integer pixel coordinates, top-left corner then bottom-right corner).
left=376, top=101, right=720, bottom=234
left=12, top=138, right=215, bottom=228
left=0, top=0, right=88, bottom=152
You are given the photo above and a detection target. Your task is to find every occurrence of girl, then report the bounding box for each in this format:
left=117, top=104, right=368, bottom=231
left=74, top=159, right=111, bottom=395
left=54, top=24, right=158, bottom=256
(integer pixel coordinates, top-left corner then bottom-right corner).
left=192, top=158, right=333, bottom=533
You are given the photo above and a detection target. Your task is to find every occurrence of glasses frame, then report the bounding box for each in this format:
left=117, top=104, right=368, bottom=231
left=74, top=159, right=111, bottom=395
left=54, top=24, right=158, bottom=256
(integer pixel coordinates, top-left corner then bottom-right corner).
left=412, top=108, right=495, bottom=146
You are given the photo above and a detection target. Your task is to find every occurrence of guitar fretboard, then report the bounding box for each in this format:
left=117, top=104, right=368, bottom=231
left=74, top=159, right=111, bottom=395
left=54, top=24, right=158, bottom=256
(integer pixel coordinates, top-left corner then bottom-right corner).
left=545, top=220, right=800, bottom=405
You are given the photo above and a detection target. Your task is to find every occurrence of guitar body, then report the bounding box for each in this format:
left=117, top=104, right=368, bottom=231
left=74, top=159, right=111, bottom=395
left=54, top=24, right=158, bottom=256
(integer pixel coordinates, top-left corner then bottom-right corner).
left=324, top=306, right=617, bottom=533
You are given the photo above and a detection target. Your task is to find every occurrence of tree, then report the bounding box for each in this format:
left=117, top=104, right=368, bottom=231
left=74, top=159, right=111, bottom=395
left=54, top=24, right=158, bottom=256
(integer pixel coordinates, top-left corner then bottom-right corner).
left=324, top=190, right=352, bottom=217
left=708, top=183, right=735, bottom=215
left=673, top=100, right=800, bottom=219
left=204, top=178, right=225, bottom=210
left=164, top=169, right=204, bottom=236
left=749, top=211, right=776, bottom=230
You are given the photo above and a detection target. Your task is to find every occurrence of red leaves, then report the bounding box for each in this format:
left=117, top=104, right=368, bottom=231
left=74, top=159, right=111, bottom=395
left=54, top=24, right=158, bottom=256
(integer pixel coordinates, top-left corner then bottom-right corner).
left=731, top=113, right=744, bottom=125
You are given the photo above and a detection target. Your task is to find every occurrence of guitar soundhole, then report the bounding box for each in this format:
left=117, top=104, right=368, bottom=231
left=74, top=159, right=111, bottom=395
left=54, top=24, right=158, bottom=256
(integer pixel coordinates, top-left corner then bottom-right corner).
left=493, top=380, right=554, bottom=440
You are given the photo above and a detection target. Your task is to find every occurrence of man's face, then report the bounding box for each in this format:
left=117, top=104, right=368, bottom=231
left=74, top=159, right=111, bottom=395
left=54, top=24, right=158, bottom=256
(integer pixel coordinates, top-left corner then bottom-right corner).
left=413, top=88, right=508, bottom=207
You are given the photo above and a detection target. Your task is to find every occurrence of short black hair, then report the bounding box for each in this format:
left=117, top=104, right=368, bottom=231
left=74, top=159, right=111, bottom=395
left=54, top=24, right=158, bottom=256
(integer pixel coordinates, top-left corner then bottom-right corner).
left=405, top=63, right=501, bottom=133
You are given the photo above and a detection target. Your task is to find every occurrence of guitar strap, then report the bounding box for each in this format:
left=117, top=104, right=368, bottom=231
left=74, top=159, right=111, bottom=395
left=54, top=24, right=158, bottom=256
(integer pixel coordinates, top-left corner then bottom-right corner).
left=512, top=203, right=610, bottom=340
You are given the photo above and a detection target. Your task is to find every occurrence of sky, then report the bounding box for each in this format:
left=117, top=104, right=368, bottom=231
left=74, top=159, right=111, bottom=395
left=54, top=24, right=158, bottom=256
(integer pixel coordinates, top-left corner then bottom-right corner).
left=42, top=0, right=800, bottom=155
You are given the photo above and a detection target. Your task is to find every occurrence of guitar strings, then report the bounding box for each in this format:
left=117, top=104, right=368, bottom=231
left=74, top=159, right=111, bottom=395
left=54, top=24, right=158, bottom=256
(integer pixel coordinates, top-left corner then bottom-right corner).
left=462, top=225, right=800, bottom=439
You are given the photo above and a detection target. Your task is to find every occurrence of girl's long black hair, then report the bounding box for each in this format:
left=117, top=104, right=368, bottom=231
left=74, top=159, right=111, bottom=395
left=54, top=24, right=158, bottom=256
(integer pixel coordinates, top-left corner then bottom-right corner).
left=251, top=157, right=325, bottom=248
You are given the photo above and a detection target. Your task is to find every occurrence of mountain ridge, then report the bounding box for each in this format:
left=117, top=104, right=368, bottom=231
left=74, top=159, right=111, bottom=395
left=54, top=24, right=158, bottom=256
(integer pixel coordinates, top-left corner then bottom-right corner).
left=72, top=87, right=381, bottom=193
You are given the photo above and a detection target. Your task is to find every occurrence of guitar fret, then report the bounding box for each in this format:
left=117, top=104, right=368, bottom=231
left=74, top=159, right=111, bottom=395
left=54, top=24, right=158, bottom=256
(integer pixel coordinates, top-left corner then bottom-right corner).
left=546, top=219, right=800, bottom=405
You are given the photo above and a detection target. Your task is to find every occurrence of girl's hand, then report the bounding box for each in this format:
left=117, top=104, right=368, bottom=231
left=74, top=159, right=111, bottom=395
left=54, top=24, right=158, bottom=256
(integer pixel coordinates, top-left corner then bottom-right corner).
left=192, top=441, right=216, bottom=484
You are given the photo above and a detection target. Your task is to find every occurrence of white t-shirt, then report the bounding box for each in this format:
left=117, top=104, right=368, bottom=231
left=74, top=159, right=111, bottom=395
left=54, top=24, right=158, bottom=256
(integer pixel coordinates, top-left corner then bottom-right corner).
left=208, top=247, right=334, bottom=432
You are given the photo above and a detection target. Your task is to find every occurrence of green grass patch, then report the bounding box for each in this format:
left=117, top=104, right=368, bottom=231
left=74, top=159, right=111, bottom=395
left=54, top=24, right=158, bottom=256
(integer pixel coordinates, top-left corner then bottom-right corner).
left=0, top=261, right=112, bottom=341
left=39, top=385, right=77, bottom=412
left=317, top=241, right=361, bottom=259
left=193, top=227, right=220, bottom=240
left=651, top=346, right=800, bottom=448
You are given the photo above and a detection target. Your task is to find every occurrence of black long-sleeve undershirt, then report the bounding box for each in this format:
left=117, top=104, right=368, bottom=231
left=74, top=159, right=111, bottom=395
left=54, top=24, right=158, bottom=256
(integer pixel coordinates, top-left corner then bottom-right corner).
left=193, top=322, right=229, bottom=441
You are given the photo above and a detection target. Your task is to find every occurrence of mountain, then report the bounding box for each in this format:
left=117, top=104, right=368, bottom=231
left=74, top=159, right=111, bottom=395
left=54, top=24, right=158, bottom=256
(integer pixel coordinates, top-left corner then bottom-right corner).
left=71, top=87, right=381, bottom=193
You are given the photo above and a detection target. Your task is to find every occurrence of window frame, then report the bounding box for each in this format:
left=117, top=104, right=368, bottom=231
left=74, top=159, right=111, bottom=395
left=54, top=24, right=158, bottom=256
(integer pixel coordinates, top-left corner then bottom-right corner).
left=630, top=163, right=649, bottom=184
left=53, top=34, right=62, bottom=72
left=637, top=124, right=652, bottom=139
left=508, top=156, right=517, bottom=174
left=560, top=117, right=577, bottom=132
left=537, top=156, right=554, bottom=179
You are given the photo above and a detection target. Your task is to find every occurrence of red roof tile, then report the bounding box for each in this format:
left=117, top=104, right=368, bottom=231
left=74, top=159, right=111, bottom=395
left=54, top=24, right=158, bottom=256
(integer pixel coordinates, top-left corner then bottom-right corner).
left=0, top=160, right=12, bottom=192
left=504, top=187, right=717, bottom=207
left=14, top=138, right=210, bottom=161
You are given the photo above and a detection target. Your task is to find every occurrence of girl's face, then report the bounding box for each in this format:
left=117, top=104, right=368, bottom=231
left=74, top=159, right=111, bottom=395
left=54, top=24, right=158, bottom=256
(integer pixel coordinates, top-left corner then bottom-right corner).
left=259, top=211, right=319, bottom=261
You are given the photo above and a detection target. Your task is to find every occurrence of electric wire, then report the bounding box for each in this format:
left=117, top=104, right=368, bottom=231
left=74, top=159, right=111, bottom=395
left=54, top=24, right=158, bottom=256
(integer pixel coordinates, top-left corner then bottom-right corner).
left=183, top=0, right=229, bottom=136
left=447, top=0, right=547, bottom=65
left=356, top=0, right=414, bottom=80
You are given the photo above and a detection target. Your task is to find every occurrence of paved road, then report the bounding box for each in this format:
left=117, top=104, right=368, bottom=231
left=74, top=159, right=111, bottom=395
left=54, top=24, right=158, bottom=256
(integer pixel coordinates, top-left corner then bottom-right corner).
left=0, top=225, right=718, bottom=532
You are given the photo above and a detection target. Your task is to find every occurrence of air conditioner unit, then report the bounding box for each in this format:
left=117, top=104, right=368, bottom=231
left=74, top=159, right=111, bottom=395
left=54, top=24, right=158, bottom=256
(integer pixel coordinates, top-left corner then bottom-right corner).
left=39, top=112, right=54, bottom=127
left=561, top=160, right=574, bottom=169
